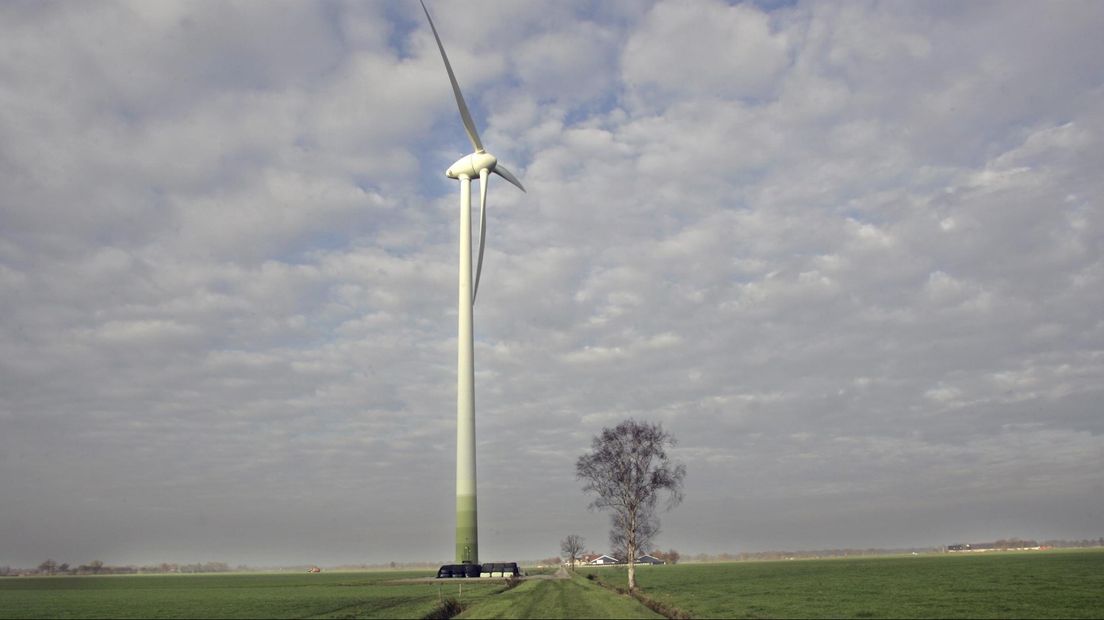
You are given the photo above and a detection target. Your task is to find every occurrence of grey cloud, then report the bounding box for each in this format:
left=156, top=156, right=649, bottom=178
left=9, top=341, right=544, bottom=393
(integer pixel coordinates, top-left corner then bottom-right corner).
left=622, top=0, right=790, bottom=104
left=1, top=1, right=1102, bottom=567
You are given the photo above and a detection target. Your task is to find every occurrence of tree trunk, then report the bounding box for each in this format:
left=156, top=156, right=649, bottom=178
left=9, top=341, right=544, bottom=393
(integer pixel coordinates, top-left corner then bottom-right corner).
left=627, top=541, right=636, bottom=590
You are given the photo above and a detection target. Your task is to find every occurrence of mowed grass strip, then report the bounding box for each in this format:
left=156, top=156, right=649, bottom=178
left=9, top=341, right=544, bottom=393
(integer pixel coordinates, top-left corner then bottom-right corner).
left=457, top=574, right=662, bottom=619
left=0, top=571, right=504, bottom=619
left=585, top=549, right=1104, bottom=619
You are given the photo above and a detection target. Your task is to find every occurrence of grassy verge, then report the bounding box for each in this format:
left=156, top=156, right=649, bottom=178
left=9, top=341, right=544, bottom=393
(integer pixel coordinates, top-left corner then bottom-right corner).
left=580, top=572, right=692, bottom=619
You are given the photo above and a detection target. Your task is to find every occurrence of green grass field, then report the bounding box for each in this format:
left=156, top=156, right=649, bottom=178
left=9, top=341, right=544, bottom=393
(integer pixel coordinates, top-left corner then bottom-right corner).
left=584, top=549, right=1104, bottom=618
left=0, top=570, right=506, bottom=619
left=3, top=550, right=1103, bottom=619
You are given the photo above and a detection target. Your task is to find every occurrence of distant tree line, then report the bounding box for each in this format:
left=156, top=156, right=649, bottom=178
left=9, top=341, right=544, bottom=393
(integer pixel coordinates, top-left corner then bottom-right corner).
left=1042, top=538, right=1104, bottom=549
left=949, top=538, right=1104, bottom=552
left=1, top=560, right=238, bottom=577
left=690, top=548, right=941, bottom=562
left=650, top=549, right=681, bottom=564
left=683, top=538, right=1104, bottom=562
left=2, top=560, right=489, bottom=577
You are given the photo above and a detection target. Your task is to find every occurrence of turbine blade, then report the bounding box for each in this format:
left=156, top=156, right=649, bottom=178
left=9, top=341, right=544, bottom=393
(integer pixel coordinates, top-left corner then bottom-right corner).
left=493, top=165, right=526, bottom=193
left=473, top=168, right=489, bottom=305
left=420, top=0, right=484, bottom=153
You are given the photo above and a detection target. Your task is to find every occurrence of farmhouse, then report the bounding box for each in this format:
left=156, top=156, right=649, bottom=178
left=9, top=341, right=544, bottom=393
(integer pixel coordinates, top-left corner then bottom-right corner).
left=635, top=554, right=665, bottom=565
left=588, top=554, right=621, bottom=565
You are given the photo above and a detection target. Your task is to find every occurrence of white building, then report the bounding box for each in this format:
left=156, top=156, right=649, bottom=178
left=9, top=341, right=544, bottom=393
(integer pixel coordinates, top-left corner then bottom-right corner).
left=588, top=554, right=621, bottom=565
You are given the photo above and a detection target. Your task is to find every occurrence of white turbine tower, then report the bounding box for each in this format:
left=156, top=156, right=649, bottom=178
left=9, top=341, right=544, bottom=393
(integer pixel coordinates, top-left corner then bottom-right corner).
left=421, top=0, right=525, bottom=568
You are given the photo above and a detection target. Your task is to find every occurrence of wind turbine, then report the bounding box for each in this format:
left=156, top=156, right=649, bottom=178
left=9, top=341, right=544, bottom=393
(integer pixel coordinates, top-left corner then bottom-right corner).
left=421, top=0, right=526, bottom=568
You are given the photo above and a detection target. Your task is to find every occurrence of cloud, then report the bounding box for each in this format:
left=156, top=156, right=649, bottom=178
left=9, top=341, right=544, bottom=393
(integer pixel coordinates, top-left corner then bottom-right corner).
left=1, top=0, right=1102, bottom=566
left=622, top=0, right=790, bottom=103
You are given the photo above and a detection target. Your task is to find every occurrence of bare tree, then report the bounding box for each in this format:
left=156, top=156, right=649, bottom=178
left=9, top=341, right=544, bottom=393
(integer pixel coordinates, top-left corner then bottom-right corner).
left=561, top=534, right=585, bottom=570
left=576, top=419, right=685, bottom=590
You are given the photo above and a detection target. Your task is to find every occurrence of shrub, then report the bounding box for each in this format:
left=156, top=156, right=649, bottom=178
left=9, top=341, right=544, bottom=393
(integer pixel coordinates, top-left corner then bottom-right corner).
left=422, top=597, right=463, bottom=620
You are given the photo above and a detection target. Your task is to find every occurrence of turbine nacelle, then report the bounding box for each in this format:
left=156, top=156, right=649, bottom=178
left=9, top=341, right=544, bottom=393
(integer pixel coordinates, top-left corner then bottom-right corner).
left=447, top=151, right=497, bottom=180
left=422, top=0, right=524, bottom=308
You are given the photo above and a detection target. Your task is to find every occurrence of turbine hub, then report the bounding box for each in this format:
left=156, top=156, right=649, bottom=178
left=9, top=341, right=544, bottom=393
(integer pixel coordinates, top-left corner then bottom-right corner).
left=446, top=151, right=497, bottom=180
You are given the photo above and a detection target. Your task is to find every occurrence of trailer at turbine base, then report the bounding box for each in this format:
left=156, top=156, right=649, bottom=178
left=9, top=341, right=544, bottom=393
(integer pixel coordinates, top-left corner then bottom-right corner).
left=435, top=562, right=520, bottom=579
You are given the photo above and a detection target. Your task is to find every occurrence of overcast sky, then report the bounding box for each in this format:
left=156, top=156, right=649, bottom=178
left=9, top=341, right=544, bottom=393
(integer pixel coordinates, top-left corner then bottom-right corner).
left=2, top=0, right=1102, bottom=568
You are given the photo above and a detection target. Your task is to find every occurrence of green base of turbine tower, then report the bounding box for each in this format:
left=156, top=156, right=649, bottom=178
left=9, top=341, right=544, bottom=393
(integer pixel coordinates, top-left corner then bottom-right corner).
left=456, top=494, right=478, bottom=564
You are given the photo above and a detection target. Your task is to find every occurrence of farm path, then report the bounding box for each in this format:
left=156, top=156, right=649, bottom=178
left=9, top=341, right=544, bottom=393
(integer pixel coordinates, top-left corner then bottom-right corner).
left=456, top=573, right=661, bottom=619
left=524, top=565, right=571, bottom=580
